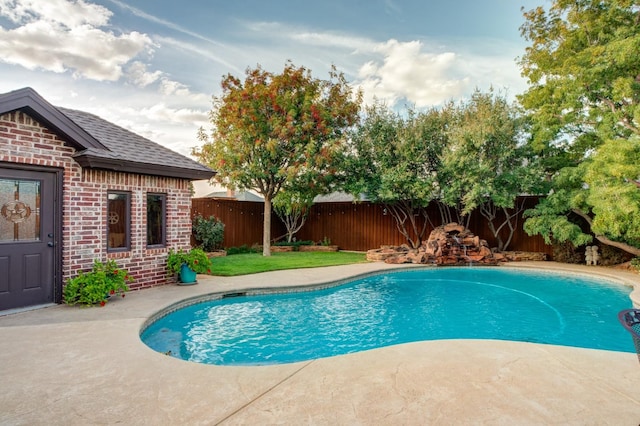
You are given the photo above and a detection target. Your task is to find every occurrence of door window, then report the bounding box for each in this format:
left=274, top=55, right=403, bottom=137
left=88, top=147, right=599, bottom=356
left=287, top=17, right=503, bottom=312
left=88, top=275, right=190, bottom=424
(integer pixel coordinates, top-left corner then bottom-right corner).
left=0, top=179, right=41, bottom=243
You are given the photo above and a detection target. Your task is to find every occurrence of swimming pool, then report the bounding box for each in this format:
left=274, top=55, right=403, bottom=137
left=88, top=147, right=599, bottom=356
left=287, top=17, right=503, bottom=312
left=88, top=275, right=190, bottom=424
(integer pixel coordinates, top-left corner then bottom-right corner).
left=140, top=267, right=634, bottom=365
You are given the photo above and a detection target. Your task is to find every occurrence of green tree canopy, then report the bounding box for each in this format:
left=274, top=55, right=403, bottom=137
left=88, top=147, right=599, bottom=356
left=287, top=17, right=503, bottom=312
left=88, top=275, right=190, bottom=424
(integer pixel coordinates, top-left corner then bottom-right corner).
left=344, top=103, right=450, bottom=248
left=194, top=62, right=361, bottom=255
left=519, top=0, right=640, bottom=147
left=440, top=89, right=544, bottom=251
left=272, top=189, right=316, bottom=243
left=344, top=91, right=543, bottom=251
left=518, top=0, right=640, bottom=255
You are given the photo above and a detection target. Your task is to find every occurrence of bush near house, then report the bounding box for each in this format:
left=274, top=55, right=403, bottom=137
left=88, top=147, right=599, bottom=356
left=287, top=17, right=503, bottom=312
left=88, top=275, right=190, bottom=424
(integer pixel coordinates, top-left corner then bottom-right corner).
left=63, top=259, right=132, bottom=306
left=192, top=214, right=225, bottom=252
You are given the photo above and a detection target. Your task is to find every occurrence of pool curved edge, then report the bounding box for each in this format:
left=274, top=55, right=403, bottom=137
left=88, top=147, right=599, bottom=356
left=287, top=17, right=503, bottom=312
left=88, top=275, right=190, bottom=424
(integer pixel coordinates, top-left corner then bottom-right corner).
left=499, top=262, right=639, bottom=308
left=139, top=261, right=640, bottom=338
left=139, top=264, right=430, bottom=335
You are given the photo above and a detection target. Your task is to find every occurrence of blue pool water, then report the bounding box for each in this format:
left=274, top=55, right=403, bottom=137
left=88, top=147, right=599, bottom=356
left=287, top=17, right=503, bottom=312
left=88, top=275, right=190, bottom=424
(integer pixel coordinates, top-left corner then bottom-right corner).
left=140, top=267, right=634, bottom=365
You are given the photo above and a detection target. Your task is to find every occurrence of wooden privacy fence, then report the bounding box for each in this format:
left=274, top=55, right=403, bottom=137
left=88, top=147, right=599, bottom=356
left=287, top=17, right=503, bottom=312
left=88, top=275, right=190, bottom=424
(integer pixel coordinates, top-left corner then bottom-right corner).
left=191, top=196, right=553, bottom=256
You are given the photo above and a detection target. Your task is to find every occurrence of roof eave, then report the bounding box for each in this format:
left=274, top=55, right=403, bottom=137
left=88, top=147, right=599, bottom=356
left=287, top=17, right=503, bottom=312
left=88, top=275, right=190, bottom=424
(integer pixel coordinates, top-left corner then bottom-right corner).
left=0, top=87, right=105, bottom=151
left=73, top=153, right=216, bottom=180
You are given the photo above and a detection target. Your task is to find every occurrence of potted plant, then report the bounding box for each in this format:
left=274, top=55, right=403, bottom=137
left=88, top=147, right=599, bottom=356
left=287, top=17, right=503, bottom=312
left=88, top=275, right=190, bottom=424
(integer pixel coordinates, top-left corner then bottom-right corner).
left=167, top=248, right=212, bottom=285
left=63, top=259, right=133, bottom=306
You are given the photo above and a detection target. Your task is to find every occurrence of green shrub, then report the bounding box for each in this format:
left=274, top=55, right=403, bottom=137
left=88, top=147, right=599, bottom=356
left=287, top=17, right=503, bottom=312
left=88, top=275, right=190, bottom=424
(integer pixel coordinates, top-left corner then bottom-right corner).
left=226, top=244, right=260, bottom=255
left=192, top=214, right=225, bottom=252
left=273, top=239, right=314, bottom=248
left=599, top=244, right=633, bottom=266
left=631, top=257, right=640, bottom=271
left=64, top=259, right=132, bottom=306
left=553, top=241, right=631, bottom=265
left=552, top=240, right=583, bottom=264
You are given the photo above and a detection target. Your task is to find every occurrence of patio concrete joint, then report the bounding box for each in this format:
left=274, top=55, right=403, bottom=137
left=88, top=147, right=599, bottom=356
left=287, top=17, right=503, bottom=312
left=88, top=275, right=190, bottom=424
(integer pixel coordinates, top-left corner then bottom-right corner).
left=215, top=360, right=315, bottom=425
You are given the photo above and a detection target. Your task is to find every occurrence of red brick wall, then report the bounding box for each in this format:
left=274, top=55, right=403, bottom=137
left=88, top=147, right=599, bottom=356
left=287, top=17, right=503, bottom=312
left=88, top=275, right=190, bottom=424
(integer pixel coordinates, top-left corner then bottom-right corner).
left=0, top=110, right=194, bottom=293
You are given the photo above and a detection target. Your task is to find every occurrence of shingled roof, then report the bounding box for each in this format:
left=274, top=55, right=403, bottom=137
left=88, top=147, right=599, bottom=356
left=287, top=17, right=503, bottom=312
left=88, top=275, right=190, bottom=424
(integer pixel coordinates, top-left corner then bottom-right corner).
left=203, top=190, right=264, bottom=202
left=0, top=87, right=215, bottom=180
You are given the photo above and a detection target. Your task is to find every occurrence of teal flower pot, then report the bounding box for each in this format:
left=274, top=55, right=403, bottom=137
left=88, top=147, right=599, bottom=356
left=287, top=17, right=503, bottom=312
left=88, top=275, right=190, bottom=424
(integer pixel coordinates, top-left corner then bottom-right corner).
left=178, top=263, right=197, bottom=285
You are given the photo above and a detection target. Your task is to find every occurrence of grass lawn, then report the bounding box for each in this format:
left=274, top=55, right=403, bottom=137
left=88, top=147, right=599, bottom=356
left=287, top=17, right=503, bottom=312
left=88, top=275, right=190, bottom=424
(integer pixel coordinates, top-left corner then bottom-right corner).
left=208, top=251, right=368, bottom=276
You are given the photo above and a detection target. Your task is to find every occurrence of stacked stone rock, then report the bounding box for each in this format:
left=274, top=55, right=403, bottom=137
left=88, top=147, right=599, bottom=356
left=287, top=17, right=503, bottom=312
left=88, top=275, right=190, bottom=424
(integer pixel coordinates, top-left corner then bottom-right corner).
left=366, top=223, right=503, bottom=266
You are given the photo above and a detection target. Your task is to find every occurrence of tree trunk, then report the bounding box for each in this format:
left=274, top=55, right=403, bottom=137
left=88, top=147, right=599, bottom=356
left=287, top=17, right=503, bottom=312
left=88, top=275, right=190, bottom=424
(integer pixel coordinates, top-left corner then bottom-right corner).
left=276, top=209, right=307, bottom=243
left=479, top=201, right=524, bottom=252
left=263, top=196, right=272, bottom=256
left=485, top=219, right=504, bottom=252
left=384, top=201, right=432, bottom=249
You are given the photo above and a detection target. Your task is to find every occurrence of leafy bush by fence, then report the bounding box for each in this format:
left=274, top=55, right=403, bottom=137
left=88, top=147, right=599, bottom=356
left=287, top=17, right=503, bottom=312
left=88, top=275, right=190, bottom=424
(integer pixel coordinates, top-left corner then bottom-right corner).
left=192, top=214, right=225, bottom=251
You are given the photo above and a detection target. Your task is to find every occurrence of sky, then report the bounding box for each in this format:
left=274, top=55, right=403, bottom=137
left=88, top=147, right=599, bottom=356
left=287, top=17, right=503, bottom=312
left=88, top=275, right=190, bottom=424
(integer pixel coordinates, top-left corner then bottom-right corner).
left=0, top=0, right=542, bottom=159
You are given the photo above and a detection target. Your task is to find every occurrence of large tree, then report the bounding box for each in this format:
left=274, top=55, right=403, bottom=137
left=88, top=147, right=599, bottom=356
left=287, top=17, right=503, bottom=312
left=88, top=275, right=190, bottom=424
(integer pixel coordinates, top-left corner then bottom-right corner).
left=440, top=89, right=544, bottom=251
left=194, top=62, right=361, bottom=255
left=344, top=103, right=450, bottom=248
left=518, top=0, right=640, bottom=256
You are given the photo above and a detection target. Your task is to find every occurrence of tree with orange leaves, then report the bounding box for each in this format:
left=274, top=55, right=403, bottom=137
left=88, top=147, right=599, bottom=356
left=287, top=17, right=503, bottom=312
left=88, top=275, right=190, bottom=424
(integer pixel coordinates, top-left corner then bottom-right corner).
left=194, top=62, right=362, bottom=256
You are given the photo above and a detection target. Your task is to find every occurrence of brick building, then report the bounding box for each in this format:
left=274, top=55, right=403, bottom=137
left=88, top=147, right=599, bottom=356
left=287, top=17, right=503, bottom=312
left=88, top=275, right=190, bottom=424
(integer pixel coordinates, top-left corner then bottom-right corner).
left=0, top=87, right=215, bottom=311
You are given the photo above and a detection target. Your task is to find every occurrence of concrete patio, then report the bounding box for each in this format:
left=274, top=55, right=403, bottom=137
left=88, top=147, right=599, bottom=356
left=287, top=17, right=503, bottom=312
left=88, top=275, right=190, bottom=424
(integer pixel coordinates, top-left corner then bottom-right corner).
left=1, top=262, right=639, bottom=425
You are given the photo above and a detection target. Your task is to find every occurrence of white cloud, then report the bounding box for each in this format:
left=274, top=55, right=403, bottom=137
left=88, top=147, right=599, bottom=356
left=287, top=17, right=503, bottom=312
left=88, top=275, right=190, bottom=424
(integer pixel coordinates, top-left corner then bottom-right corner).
left=135, top=103, right=208, bottom=126
left=0, top=0, right=155, bottom=81
left=291, top=31, right=377, bottom=53
left=158, top=78, right=209, bottom=103
left=239, top=20, right=527, bottom=109
left=125, top=61, right=162, bottom=87
left=354, top=39, right=471, bottom=108
left=0, top=0, right=111, bottom=27
left=236, top=22, right=524, bottom=109
left=454, top=48, right=527, bottom=98
left=90, top=103, right=208, bottom=157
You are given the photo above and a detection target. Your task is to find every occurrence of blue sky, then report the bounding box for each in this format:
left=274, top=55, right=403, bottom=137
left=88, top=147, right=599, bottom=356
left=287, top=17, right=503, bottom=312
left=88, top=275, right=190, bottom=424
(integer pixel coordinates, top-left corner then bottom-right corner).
left=0, top=0, right=541, bottom=157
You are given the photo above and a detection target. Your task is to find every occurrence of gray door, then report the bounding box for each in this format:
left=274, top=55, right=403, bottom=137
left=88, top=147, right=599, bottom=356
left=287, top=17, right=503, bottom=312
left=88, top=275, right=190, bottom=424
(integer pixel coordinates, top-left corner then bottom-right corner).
left=0, top=168, right=56, bottom=311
